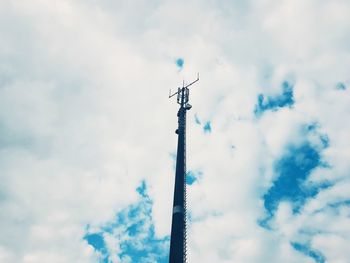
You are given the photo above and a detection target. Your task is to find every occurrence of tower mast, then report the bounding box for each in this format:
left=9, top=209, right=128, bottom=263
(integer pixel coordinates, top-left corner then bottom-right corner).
left=169, top=74, right=199, bottom=263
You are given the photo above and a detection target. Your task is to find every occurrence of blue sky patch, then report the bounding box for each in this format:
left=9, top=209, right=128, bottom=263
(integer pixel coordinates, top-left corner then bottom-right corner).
left=136, top=180, right=147, bottom=197
left=84, top=233, right=108, bottom=262
left=85, top=233, right=106, bottom=251
left=259, top=124, right=333, bottom=230
left=291, top=242, right=325, bottom=263
left=336, top=82, right=346, bottom=90
left=186, top=173, right=197, bottom=185
left=186, top=170, right=202, bottom=185
left=194, top=114, right=211, bottom=133
left=84, top=181, right=169, bottom=262
left=176, top=58, right=184, bottom=70
left=263, top=143, right=323, bottom=218
left=255, top=81, right=294, bottom=116
left=203, top=121, right=212, bottom=133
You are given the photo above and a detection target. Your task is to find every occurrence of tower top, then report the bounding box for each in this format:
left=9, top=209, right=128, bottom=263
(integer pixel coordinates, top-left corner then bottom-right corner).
left=169, top=73, right=199, bottom=108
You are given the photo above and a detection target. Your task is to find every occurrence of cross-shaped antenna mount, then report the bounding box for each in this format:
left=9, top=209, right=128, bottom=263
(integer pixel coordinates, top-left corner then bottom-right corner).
left=169, top=73, right=199, bottom=108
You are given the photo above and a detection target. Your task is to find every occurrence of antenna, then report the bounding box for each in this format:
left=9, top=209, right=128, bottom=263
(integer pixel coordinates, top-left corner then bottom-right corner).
left=169, top=73, right=200, bottom=107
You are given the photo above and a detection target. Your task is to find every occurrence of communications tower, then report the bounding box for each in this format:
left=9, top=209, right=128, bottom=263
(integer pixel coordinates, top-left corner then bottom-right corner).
left=168, top=75, right=199, bottom=263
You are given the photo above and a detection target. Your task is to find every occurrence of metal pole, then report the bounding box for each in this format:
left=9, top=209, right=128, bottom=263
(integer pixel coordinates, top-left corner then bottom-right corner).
left=168, top=75, right=198, bottom=263
left=169, top=99, right=187, bottom=263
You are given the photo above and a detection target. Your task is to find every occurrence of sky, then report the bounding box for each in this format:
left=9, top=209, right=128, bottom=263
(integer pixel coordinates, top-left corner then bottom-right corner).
left=0, top=0, right=350, bottom=262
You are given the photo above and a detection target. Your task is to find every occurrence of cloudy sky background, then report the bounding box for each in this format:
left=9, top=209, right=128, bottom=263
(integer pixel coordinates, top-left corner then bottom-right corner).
left=1, top=0, right=350, bottom=262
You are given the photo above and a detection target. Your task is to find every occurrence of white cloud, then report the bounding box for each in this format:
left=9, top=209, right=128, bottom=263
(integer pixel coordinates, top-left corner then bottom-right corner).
left=0, top=0, right=350, bottom=262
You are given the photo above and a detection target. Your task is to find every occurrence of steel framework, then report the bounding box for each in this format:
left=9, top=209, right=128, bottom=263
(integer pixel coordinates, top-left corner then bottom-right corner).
left=168, top=75, right=199, bottom=263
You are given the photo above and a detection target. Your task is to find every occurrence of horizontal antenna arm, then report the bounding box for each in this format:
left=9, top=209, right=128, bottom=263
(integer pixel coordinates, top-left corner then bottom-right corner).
left=169, top=88, right=180, bottom=98
left=184, top=73, right=199, bottom=89
left=169, top=73, right=200, bottom=99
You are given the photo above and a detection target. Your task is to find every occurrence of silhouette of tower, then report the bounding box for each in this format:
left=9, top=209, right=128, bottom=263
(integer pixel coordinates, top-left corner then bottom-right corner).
left=168, top=75, right=199, bottom=263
